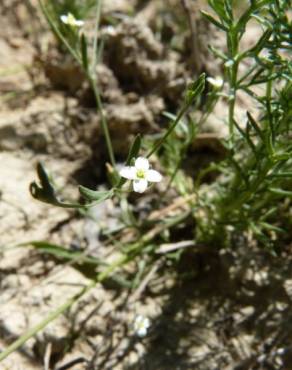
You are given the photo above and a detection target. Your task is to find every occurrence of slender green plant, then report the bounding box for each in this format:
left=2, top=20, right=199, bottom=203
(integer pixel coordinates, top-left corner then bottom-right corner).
left=1, top=0, right=291, bottom=363
left=39, top=0, right=116, bottom=166
left=0, top=1, right=205, bottom=361
left=198, top=0, right=292, bottom=245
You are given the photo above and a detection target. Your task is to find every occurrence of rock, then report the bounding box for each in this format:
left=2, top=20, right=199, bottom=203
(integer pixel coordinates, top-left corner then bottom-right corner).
left=104, top=18, right=184, bottom=96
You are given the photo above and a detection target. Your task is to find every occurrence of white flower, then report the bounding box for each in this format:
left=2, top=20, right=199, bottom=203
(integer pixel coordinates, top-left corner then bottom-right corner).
left=119, top=157, right=162, bottom=193
left=133, top=315, right=151, bottom=337
left=207, top=76, right=224, bottom=88
left=259, top=48, right=272, bottom=62
left=224, top=59, right=234, bottom=68
left=60, top=13, right=84, bottom=27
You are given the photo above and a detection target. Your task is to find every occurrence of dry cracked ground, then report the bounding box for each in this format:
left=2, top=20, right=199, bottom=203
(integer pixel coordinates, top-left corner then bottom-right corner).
left=1, top=1, right=292, bottom=370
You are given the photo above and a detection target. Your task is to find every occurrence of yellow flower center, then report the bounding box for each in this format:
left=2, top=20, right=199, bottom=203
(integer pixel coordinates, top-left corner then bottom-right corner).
left=68, top=13, right=76, bottom=25
left=136, top=169, right=145, bottom=179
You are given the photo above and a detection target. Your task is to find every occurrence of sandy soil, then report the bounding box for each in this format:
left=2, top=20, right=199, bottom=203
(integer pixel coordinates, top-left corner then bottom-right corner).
left=0, top=1, right=291, bottom=370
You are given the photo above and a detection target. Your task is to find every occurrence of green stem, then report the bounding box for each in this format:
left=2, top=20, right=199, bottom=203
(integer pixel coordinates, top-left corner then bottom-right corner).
left=146, top=103, right=191, bottom=159
left=226, top=24, right=239, bottom=145
left=265, top=70, right=275, bottom=156
left=0, top=207, right=191, bottom=361
left=227, top=60, right=239, bottom=145
left=218, top=157, right=272, bottom=223
left=92, top=0, right=102, bottom=72
left=88, top=0, right=115, bottom=167
left=90, top=78, right=116, bottom=166
left=39, top=0, right=81, bottom=64
left=39, top=0, right=115, bottom=167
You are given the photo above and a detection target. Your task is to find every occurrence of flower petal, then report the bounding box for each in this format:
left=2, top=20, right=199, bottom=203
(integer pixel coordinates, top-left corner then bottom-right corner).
left=206, top=76, right=223, bottom=88
left=133, top=179, right=148, bottom=193
left=135, top=157, right=149, bottom=171
left=137, top=327, right=147, bottom=337
left=119, top=166, right=137, bottom=180
left=75, top=20, right=84, bottom=27
left=60, top=15, right=68, bottom=24
left=146, top=169, right=162, bottom=183
left=143, top=317, right=151, bottom=329
left=134, top=315, right=144, bottom=325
